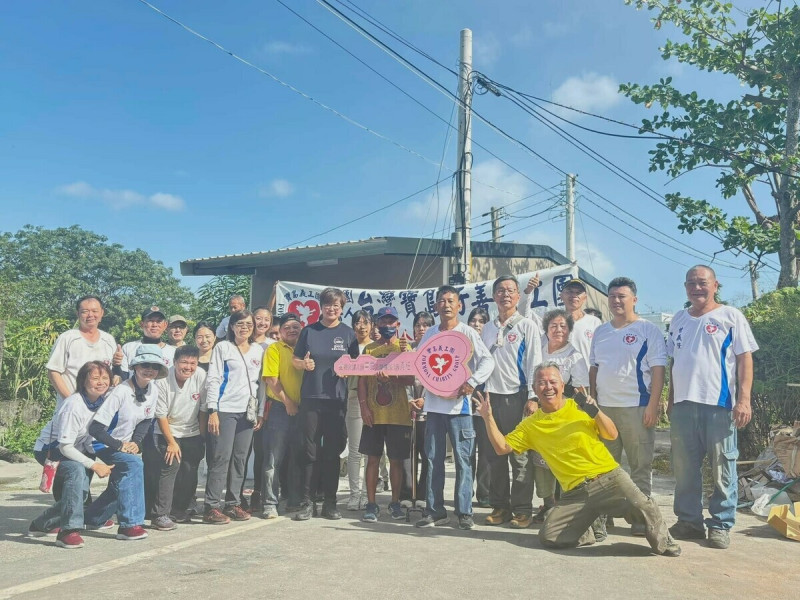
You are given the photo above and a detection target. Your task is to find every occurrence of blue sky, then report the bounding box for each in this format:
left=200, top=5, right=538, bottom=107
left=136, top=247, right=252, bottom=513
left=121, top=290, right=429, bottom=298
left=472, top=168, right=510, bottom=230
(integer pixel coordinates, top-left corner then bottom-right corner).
left=0, top=0, right=775, bottom=312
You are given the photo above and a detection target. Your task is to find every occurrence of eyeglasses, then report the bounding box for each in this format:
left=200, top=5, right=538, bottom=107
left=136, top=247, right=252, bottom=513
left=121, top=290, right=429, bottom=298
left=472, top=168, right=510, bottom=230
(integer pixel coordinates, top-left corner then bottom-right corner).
left=234, top=322, right=254, bottom=329
left=494, top=288, right=518, bottom=297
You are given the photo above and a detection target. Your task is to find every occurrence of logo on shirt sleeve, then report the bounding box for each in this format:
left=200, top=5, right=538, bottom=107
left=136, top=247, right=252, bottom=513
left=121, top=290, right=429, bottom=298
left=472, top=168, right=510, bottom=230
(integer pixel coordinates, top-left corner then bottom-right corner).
left=585, top=330, right=593, bottom=339
left=191, top=393, right=201, bottom=402
left=623, top=334, right=638, bottom=345
left=507, top=333, right=518, bottom=343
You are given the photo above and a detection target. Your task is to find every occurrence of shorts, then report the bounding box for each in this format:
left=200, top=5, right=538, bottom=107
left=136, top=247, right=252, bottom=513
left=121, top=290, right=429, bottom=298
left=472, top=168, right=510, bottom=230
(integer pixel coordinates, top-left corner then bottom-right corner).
left=359, top=424, right=411, bottom=460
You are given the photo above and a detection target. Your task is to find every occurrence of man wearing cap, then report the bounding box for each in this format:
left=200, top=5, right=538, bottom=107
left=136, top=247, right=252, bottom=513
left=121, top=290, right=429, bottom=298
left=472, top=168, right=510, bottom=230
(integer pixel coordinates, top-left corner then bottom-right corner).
left=216, top=295, right=246, bottom=340
left=166, top=315, right=189, bottom=348
left=357, top=307, right=414, bottom=522
left=119, top=307, right=173, bottom=380
left=480, top=275, right=543, bottom=530
left=559, top=279, right=601, bottom=371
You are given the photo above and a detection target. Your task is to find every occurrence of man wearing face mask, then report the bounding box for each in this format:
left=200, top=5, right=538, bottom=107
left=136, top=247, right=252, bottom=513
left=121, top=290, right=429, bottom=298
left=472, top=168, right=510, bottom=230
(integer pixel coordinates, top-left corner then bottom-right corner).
left=357, top=307, right=414, bottom=523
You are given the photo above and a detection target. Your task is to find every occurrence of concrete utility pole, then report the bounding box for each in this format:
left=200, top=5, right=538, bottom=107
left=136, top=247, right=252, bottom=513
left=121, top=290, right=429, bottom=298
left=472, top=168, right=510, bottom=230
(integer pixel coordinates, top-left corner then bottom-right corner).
left=490, top=206, right=501, bottom=242
left=452, top=28, right=473, bottom=285
left=749, top=260, right=759, bottom=300
left=565, top=173, right=576, bottom=262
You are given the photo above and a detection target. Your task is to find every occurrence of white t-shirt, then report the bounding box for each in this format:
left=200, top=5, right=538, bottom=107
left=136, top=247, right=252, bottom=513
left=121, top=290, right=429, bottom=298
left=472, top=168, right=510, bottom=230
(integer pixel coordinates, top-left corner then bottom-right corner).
left=590, top=319, right=667, bottom=408
left=570, top=314, right=602, bottom=372
left=92, top=379, right=158, bottom=445
left=542, top=342, right=589, bottom=388
left=667, top=305, right=758, bottom=409
left=481, top=313, right=542, bottom=396
left=418, top=322, right=495, bottom=416
left=216, top=316, right=231, bottom=339
left=34, top=392, right=99, bottom=462
left=155, top=367, right=207, bottom=438
left=205, top=341, right=264, bottom=412
left=120, top=340, right=172, bottom=376
left=46, top=329, right=116, bottom=403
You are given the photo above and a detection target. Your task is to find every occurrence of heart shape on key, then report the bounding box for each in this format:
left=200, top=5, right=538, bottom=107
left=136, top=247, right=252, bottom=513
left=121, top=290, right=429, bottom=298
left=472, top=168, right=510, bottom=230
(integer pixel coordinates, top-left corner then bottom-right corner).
left=413, top=330, right=473, bottom=397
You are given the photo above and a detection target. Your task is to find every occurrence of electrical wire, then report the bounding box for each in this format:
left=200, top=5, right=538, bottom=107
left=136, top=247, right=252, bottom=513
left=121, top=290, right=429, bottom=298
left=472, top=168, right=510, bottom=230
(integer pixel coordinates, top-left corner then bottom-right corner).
left=136, top=0, right=440, bottom=166
left=286, top=176, right=452, bottom=247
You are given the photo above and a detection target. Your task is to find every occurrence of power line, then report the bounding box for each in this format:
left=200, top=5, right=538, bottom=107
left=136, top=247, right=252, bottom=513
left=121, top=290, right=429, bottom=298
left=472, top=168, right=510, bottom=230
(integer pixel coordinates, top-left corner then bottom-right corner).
left=287, top=176, right=452, bottom=247
left=136, top=0, right=440, bottom=166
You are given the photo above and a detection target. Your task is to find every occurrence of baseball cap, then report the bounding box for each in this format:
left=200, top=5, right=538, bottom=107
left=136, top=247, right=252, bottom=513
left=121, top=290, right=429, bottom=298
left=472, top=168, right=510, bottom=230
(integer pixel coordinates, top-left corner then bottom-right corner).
left=562, top=279, right=586, bottom=292
left=168, top=315, right=187, bottom=326
left=141, top=306, right=167, bottom=321
left=375, top=306, right=399, bottom=320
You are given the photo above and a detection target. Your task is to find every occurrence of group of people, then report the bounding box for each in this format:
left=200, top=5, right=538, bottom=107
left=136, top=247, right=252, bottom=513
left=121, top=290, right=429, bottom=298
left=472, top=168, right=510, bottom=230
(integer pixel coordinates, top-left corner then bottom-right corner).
left=28, top=264, right=756, bottom=559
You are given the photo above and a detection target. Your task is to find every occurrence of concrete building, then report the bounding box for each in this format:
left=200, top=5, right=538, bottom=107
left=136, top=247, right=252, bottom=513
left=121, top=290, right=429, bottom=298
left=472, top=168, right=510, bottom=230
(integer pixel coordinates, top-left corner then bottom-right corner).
left=181, top=236, right=609, bottom=318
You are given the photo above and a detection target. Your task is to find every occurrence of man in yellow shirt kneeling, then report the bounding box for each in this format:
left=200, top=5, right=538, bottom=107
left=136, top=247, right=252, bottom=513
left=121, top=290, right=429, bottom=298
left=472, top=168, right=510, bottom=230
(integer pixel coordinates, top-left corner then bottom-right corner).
left=475, top=362, right=680, bottom=557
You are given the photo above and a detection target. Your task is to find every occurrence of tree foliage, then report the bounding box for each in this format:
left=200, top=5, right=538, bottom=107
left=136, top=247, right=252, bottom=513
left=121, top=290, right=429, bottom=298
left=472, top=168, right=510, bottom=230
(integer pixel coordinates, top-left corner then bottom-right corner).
left=191, top=275, right=251, bottom=328
left=740, top=287, right=800, bottom=458
left=622, top=0, right=800, bottom=287
left=0, top=225, right=194, bottom=336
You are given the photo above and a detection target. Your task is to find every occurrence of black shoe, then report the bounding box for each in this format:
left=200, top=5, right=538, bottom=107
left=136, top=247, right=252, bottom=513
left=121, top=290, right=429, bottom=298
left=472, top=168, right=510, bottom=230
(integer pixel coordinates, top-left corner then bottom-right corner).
left=294, top=503, right=313, bottom=521
left=321, top=502, right=342, bottom=520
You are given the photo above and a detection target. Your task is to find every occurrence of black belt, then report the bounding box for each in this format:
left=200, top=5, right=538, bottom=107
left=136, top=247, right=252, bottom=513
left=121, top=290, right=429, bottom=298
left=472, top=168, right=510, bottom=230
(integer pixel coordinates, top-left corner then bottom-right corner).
left=572, top=470, right=612, bottom=491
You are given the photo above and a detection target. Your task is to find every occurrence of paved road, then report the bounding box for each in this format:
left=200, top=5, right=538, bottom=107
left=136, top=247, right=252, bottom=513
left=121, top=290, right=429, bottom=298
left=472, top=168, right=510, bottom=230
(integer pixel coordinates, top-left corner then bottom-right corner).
left=0, top=455, right=797, bottom=600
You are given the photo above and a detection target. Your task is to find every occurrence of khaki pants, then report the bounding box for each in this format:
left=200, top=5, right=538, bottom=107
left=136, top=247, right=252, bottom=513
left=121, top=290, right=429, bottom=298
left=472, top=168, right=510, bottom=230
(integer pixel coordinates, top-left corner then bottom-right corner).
left=540, top=468, right=672, bottom=553
left=599, top=405, right=655, bottom=496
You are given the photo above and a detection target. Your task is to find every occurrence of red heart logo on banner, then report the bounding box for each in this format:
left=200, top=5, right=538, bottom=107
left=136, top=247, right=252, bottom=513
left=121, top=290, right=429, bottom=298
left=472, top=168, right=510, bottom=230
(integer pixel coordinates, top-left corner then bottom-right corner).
left=428, top=353, right=453, bottom=376
left=288, top=299, right=321, bottom=325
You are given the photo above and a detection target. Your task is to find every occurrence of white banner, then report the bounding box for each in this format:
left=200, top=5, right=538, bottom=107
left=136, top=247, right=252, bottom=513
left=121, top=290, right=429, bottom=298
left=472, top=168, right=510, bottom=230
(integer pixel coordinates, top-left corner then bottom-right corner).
left=275, top=263, right=577, bottom=333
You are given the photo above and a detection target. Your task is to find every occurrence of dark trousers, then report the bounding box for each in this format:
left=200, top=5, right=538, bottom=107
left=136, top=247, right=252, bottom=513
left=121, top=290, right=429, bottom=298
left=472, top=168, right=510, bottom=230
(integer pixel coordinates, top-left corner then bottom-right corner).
left=472, top=415, right=491, bottom=502
left=296, top=403, right=347, bottom=504
left=260, top=401, right=301, bottom=507
left=488, top=391, right=534, bottom=515
left=143, top=433, right=159, bottom=517
left=151, top=434, right=205, bottom=518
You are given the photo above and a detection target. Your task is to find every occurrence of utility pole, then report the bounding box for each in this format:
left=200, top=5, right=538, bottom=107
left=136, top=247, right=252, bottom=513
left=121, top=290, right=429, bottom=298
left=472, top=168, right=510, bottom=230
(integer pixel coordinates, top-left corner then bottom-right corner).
left=490, top=206, right=501, bottom=242
left=565, top=173, right=576, bottom=262
left=749, top=260, right=759, bottom=300
left=452, top=28, right=473, bottom=285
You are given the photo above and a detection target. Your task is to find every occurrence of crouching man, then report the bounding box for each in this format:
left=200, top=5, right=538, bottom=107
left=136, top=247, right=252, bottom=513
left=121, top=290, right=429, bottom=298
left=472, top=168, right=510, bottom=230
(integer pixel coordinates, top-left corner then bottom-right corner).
left=475, top=362, right=680, bottom=557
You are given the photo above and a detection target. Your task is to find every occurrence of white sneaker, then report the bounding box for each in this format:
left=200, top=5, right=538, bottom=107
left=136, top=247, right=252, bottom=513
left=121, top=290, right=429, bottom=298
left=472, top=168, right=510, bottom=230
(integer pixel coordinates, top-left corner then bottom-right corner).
left=346, top=495, right=362, bottom=511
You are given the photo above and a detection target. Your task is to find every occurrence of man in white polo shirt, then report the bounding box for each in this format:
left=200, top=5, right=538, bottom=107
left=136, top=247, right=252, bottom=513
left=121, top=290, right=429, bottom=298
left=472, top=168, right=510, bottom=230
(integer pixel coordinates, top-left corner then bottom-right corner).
left=590, top=276, right=666, bottom=536
left=667, top=265, right=757, bottom=550
left=480, top=275, right=542, bottom=530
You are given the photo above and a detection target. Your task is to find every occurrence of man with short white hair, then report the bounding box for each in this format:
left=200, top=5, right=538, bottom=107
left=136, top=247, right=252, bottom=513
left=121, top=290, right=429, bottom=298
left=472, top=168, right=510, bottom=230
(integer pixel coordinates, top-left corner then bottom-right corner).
left=476, top=362, right=680, bottom=557
left=216, top=295, right=246, bottom=340
left=667, top=265, right=757, bottom=550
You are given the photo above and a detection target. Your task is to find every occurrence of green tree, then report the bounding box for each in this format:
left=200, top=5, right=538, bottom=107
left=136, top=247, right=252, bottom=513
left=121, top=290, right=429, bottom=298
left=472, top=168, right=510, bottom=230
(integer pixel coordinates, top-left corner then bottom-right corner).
left=622, top=0, right=800, bottom=287
left=191, top=275, right=251, bottom=327
left=0, top=225, right=194, bottom=335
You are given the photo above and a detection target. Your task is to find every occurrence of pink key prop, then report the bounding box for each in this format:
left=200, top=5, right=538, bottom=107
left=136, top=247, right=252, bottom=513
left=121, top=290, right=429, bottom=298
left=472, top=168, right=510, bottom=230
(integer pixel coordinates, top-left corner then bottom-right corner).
left=333, top=330, right=474, bottom=397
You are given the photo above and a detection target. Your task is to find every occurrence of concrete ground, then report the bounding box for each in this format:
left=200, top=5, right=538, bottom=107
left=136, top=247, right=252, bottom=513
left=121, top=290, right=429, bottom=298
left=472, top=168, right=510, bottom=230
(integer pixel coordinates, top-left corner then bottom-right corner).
left=1, top=437, right=798, bottom=600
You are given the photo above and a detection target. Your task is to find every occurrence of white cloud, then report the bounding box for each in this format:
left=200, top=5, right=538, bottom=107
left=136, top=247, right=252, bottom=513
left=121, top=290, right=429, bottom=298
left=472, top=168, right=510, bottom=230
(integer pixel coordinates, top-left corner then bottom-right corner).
left=260, top=41, right=311, bottom=56
left=473, top=33, right=501, bottom=68
left=55, top=181, right=185, bottom=211
left=575, top=241, right=615, bottom=282
left=149, top=192, right=186, bottom=211
left=259, top=178, right=295, bottom=198
left=551, top=73, right=621, bottom=118
left=510, top=26, right=533, bottom=47
left=506, top=227, right=615, bottom=281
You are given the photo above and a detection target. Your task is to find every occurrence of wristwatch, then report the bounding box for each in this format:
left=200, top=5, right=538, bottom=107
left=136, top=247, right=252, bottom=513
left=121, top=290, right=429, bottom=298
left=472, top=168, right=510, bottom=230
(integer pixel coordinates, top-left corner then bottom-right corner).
left=207, top=408, right=217, bottom=415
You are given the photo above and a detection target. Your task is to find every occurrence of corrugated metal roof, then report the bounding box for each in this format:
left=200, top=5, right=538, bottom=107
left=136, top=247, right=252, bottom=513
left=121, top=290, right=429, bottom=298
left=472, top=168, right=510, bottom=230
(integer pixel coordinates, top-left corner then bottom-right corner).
left=183, top=237, right=378, bottom=263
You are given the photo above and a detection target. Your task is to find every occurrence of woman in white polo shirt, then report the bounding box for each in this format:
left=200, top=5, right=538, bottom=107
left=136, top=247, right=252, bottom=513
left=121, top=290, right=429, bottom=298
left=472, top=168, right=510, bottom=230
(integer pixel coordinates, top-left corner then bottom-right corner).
left=203, top=310, right=263, bottom=525
left=27, top=361, right=115, bottom=549
left=84, top=344, right=167, bottom=541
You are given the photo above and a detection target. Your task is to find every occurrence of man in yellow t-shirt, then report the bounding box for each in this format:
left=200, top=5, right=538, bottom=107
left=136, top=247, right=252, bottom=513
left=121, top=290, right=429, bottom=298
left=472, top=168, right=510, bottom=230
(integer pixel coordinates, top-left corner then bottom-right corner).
left=257, top=313, right=304, bottom=518
left=476, top=362, right=680, bottom=557
left=357, top=307, right=414, bottom=522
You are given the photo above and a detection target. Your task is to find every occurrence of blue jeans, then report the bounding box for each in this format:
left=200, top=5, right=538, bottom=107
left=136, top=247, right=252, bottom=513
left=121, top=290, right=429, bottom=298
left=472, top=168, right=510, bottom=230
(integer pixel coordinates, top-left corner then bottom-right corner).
left=670, top=402, right=738, bottom=530
left=85, top=449, right=145, bottom=528
left=32, top=452, right=90, bottom=532
left=424, top=413, right=475, bottom=517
